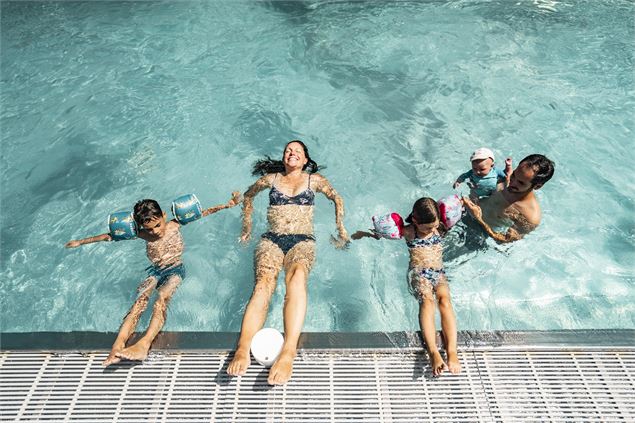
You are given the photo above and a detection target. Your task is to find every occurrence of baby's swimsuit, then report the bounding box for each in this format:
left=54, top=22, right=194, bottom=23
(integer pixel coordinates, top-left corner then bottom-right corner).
left=406, top=234, right=446, bottom=302
left=261, top=173, right=316, bottom=254
left=457, top=167, right=507, bottom=197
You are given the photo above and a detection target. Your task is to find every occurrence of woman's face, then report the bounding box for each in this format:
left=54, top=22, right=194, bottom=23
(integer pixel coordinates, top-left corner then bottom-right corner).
left=283, top=142, right=308, bottom=170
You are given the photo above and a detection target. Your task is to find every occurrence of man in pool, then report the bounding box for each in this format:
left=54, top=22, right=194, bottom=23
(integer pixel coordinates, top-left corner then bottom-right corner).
left=462, top=154, right=555, bottom=243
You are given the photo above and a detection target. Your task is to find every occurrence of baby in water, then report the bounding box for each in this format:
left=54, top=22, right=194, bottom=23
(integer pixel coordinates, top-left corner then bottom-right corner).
left=454, top=148, right=512, bottom=200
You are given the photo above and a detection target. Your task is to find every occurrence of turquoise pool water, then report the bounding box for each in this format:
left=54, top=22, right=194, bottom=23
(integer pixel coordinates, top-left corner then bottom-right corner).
left=1, top=0, right=633, bottom=333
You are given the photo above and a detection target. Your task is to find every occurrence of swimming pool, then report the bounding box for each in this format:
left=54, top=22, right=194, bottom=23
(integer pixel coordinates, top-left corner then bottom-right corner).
left=1, top=0, right=633, bottom=333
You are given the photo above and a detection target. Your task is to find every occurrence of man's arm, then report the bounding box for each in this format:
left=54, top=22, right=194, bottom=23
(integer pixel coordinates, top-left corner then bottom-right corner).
left=463, top=197, right=530, bottom=244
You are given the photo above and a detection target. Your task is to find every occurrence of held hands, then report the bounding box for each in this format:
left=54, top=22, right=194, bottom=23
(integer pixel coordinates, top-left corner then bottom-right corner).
left=239, top=230, right=251, bottom=246
left=65, top=240, right=81, bottom=248
left=330, top=229, right=351, bottom=250
left=462, top=197, right=482, bottom=220
left=227, top=191, right=242, bottom=208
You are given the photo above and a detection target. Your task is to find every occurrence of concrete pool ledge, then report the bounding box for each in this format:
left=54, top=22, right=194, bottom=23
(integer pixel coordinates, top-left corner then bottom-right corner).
left=1, top=329, right=634, bottom=351
left=2, top=330, right=634, bottom=422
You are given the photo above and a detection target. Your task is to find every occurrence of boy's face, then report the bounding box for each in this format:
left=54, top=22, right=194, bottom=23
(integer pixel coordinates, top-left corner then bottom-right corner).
left=141, top=213, right=167, bottom=238
left=471, top=158, right=494, bottom=177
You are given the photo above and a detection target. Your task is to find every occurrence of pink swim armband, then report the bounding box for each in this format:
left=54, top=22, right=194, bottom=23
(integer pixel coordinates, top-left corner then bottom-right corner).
left=438, top=194, right=463, bottom=229
left=371, top=212, right=405, bottom=239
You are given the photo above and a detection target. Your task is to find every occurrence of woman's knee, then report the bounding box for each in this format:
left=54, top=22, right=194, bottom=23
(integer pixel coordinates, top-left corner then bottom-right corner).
left=285, top=264, right=308, bottom=286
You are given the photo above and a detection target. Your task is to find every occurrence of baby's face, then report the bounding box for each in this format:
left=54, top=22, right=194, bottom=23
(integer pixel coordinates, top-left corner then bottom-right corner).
left=471, top=158, right=494, bottom=177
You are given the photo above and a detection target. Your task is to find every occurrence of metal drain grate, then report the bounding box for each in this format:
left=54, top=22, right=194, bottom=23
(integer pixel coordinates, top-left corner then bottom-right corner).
left=1, top=348, right=634, bottom=422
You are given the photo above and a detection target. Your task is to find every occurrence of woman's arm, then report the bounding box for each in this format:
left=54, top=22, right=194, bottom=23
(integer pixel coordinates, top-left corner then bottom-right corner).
left=65, top=233, right=112, bottom=248
left=314, top=174, right=350, bottom=249
left=201, top=191, right=242, bottom=217
left=240, top=175, right=273, bottom=243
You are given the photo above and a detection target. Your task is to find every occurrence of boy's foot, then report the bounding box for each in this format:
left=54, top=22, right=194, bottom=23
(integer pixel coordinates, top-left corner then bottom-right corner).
left=227, top=349, right=251, bottom=376
left=116, top=341, right=150, bottom=362
left=429, top=350, right=447, bottom=377
left=268, top=349, right=295, bottom=385
left=103, top=347, right=123, bottom=366
left=447, top=351, right=461, bottom=374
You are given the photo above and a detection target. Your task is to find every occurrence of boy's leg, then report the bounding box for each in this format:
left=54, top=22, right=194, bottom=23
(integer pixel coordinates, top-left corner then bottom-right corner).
left=103, top=277, right=156, bottom=366
left=268, top=240, right=315, bottom=385
left=227, top=239, right=283, bottom=376
left=116, top=275, right=181, bottom=361
left=436, top=283, right=461, bottom=374
left=419, top=297, right=447, bottom=376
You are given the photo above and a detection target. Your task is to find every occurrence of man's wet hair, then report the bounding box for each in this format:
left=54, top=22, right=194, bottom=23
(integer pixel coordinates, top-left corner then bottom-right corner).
left=133, top=199, right=163, bottom=227
left=519, top=154, right=555, bottom=186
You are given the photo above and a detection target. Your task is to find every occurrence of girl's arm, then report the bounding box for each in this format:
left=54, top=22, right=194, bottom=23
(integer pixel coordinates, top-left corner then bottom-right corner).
left=240, top=175, right=273, bottom=243
left=351, top=230, right=380, bottom=240
left=201, top=191, right=242, bottom=217
left=65, top=233, right=112, bottom=248
left=313, top=174, right=350, bottom=249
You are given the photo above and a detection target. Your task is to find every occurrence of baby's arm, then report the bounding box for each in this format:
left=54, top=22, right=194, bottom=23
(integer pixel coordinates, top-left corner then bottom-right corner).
left=453, top=170, right=472, bottom=189
left=65, top=233, right=112, bottom=248
left=351, top=230, right=380, bottom=240
left=201, top=191, right=242, bottom=217
left=504, top=157, right=513, bottom=186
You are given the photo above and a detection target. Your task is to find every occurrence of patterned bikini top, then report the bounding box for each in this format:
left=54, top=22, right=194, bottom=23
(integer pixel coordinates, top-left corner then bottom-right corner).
left=269, top=173, right=315, bottom=206
left=406, top=234, right=442, bottom=249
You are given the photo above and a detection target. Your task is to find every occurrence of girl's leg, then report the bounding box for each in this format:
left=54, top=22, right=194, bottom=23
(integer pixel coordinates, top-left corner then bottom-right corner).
left=419, top=297, right=447, bottom=376
left=227, top=239, right=284, bottom=376
left=117, top=274, right=182, bottom=361
left=268, top=240, right=315, bottom=385
left=103, top=277, right=156, bottom=366
left=436, top=283, right=461, bottom=374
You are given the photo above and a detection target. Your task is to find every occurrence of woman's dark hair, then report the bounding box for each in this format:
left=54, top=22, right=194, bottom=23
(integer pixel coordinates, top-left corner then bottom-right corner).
left=133, top=199, right=163, bottom=227
left=519, top=154, right=555, bottom=187
left=251, top=140, right=321, bottom=176
left=405, top=197, right=440, bottom=225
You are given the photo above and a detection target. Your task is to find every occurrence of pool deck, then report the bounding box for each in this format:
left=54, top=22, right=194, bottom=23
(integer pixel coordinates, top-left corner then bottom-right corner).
left=1, top=330, right=634, bottom=422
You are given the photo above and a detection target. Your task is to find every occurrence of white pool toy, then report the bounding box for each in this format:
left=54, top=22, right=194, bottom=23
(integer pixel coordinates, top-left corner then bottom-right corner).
left=250, top=328, right=284, bottom=367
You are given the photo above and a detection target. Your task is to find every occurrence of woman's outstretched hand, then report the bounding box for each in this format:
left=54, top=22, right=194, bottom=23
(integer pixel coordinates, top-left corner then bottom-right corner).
left=227, top=191, right=242, bottom=207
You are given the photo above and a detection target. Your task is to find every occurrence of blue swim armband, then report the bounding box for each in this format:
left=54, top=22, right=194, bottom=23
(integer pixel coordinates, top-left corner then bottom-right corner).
left=172, top=194, right=202, bottom=225
left=108, top=211, right=138, bottom=241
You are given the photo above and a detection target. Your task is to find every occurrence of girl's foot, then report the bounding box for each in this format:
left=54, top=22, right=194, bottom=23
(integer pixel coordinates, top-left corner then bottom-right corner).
left=268, top=349, right=295, bottom=385
left=103, top=346, right=123, bottom=366
left=429, top=350, right=447, bottom=377
left=227, top=348, right=251, bottom=376
left=447, top=351, right=461, bottom=374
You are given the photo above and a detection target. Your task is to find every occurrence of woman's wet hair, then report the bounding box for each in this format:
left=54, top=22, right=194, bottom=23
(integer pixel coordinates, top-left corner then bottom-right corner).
left=405, top=197, right=440, bottom=225
left=251, top=140, right=321, bottom=176
left=133, top=199, right=163, bottom=227
left=519, top=154, right=555, bottom=186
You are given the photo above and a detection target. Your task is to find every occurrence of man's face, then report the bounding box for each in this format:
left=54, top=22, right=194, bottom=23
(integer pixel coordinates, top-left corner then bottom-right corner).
left=507, top=163, right=536, bottom=193
left=471, top=158, right=494, bottom=177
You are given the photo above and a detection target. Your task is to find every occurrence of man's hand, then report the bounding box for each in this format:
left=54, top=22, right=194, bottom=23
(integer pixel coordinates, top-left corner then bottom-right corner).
left=462, top=197, right=483, bottom=220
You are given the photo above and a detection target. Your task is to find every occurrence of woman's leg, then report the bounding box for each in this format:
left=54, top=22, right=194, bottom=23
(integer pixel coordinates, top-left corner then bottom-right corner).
left=268, top=240, right=315, bottom=385
left=227, top=239, right=284, bottom=376
left=103, top=277, right=156, bottom=366
left=436, top=283, right=460, bottom=374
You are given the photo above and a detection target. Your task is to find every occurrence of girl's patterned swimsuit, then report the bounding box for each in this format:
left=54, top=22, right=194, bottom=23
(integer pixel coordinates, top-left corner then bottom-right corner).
left=406, top=234, right=446, bottom=301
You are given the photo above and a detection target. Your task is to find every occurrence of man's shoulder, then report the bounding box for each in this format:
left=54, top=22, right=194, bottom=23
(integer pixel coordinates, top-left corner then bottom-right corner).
left=514, top=194, right=541, bottom=226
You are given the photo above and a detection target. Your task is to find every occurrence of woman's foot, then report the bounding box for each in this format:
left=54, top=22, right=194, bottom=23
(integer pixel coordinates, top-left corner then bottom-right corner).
left=116, top=340, right=150, bottom=362
left=429, top=350, right=447, bottom=377
left=268, top=349, right=295, bottom=385
left=447, top=351, right=461, bottom=374
left=227, top=348, right=251, bottom=376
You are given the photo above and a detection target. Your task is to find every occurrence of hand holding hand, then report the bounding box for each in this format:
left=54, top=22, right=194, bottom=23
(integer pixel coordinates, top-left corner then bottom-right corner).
left=227, top=191, right=242, bottom=207
left=239, top=231, right=251, bottom=245
left=330, top=234, right=351, bottom=250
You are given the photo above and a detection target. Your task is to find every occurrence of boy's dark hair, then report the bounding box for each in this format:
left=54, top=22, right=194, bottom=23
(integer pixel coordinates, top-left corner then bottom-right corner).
left=519, top=154, right=555, bottom=187
left=405, top=197, right=440, bottom=225
left=251, top=139, right=322, bottom=176
left=133, top=199, right=163, bottom=227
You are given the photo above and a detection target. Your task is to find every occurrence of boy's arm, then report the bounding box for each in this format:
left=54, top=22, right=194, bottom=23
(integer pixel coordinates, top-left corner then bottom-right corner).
left=65, top=233, right=112, bottom=248
left=313, top=174, right=350, bottom=249
left=240, top=175, right=272, bottom=243
left=201, top=191, right=242, bottom=217
left=454, top=170, right=472, bottom=189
